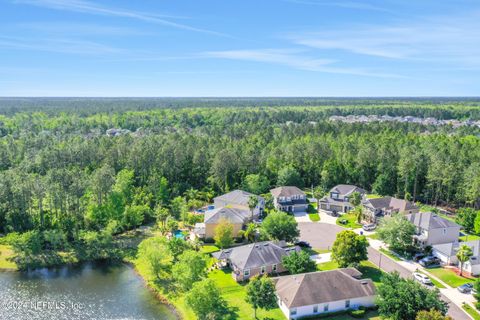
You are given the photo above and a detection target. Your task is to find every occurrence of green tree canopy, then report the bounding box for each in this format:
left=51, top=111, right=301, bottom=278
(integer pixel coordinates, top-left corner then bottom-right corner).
left=277, top=165, right=303, bottom=188
left=185, top=279, right=230, bottom=320
left=245, top=276, right=278, bottom=319
left=377, top=214, right=416, bottom=253
left=261, top=211, right=299, bottom=243
left=172, top=250, right=207, bottom=291
left=214, top=218, right=234, bottom=249
left=281, top=250, right=316, bottom=274
left=331, top=230, right=368, bottom=268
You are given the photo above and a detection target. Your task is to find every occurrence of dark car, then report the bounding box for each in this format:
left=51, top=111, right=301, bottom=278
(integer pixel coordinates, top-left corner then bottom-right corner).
left=414, top=254, right=426, bottom=262
left=419, top=256, right=441, bottom=268
left=458, top=283, right=474, bottom=294
left=295, top=241, right=311, bottom=248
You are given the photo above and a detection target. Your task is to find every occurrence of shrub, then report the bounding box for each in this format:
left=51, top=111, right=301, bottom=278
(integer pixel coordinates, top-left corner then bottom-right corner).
left=350, top=309, right=366, bottom=318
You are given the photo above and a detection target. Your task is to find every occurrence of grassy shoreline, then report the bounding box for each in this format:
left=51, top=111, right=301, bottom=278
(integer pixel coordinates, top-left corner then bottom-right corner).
left=0, top=244, right=17, bottom=271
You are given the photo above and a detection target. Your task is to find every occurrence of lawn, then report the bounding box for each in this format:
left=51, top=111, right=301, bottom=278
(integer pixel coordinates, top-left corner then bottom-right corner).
left=460, top=234, right=480, bottom=241
left=366, top=233, right=380, bottom=240
left=200, top=245, right=220, bottom=254
left=322, top=310, right=381, bottom=320
left=366, top=194, right=382, bottom=199
left=207, top=268, right=285, bottom=320
left=317, top=260, right=383, bottom=286
left=0, top=244, right=17, bottom=270
left=309, top=213, right=320, bottom=222
left=463, top=304, right=480, bottom=320
left=416, top=271, right=446, bottom=289
left=303, top=247, right=330, bottom=255
left=336, top=213, right=361, bottom=229
left=427, top=267, right=472, bottom=287
left=379, top=248, right=401, bottom=261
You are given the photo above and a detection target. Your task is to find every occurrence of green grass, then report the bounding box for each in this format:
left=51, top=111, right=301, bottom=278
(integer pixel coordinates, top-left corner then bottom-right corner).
left=199, top=245, right=220, bottom=254
left=418, top=204, right=436, bottom=213
left=336, top=213, right=362, bottom=229
left=317, top=260, right=384, bottom=287
left=415, top=271, right=446, bottom=288
left=463, top=304, right=480, bottom=320
left=309, top=213, right=321, bottom=221
left=366, top=194, right=382, bottom=199
left=0, top=244, right=17, bottom=270
left=379, top=248, right=401, bottom=261
left=207, top=268, right=285, bottom=320
left=322, top=310, right=381, bottom=320
left=460, top=234, right=480, bottom=241
left=302, top=247, right=330, bottom=255
left=366, top=233, right=380, bottom=240
left=317, top=260, right=339, bottom=271
left=427, top=267, right=472, bottom=288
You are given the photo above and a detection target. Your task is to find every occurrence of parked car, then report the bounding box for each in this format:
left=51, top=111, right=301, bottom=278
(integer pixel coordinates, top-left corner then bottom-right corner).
left=414, top=253, right=426, bottom=262
left=329, top=210, right=339, bottom=217
left=419, top=256, right=441, bottom=268
left=458, top=283, right=474, bottom=294
left=362, top=223, right=376, bottom=231
left=295, top=241, right=311, bottom=248
left=413, top=272, right=432, bottom=285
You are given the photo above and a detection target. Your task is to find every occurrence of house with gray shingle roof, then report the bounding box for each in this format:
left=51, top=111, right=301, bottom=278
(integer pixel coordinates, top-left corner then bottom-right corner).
left=319, top=184, right=367, bottom=213
left=362, top=196, right=419, bottom=223
left=406, top=212, right=461, bottom=247
left=271, top=186, right=308, bottom=213
left=274, top=268, right=376, bottom=319
left=213, top=189, right=265, bottom=219
left=432, top=240, right=480, bottom=276
left=212, top=241, right=299, bottom=282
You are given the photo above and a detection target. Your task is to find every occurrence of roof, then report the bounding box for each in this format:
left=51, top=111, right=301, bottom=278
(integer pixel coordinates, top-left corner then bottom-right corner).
left=329, top=184, right=367, bottom=196
left=434, top=240, right=480, bottom=265
left=363, top=196, right=418, bottom=212
left=270, top=186, right=305, bottom=198
left=214, top=189, right=264, bottom=207
left=204, top=207, right=251, bottom=224
left=212, top=241, right=298, bottom=270
left=274, top=268, right=376, bottom=308
left=432, top=242, right=458, bottom=257
left=406, top=212, right=461, bottom=230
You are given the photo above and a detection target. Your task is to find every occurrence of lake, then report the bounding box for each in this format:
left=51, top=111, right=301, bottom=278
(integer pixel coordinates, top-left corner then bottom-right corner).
left=0, top=262, right=177, bottom=320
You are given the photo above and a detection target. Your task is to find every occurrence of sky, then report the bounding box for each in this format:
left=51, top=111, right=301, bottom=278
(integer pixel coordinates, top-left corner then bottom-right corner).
left=1, top=0, right=480, bottom=96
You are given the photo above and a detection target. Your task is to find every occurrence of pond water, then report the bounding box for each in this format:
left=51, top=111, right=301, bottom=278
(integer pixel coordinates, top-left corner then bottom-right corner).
left=0, top=262, right=177, bottom=320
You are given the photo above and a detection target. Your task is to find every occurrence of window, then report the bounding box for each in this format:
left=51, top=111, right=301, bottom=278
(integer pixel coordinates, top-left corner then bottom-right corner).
left=260, top=266, right=266, bottom=274
left=290, top=308, right=297, bottom=316
left=272, top=264, right=277, bottom=272
left=331, top=192, right=339, bottom=199
left=313, top=305, right=318, bottom=313
left=324, top=304, right=329, bottom=312
left=244, top=269, right=250, bottom=277
left=345, top=300, right=350, bottom=308
left=443, top=228, right=447, bottom=235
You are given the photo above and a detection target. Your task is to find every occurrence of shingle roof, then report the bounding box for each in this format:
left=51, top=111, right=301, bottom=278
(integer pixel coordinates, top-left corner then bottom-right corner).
left=274, top=268, right=376, bottom=308
left=214, top=189, right=264, bottom=207
left=406, top=212, right=461, bottom=230
left=270, top=186, right=305, bottom=198
left=329, top=184, right=367, bottom=196
left=204, top=207, right=251, bottom=224
left=363, top=196, right=418, bottom=212
left=212, top=241, right=298, bottom=270
left=432, top=242, right=458, bottom=256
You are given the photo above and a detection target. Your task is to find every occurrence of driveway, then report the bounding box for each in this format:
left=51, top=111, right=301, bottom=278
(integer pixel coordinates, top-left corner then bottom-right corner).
left=293, top=211, right=311, bottom=222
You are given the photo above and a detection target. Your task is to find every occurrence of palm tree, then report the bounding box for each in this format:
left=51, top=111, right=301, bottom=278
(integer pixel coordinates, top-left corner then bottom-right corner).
left=312, top=185, right=326, bottom=211
left=244, top=223, right=257, bottom=243
left=248, top=195, right=259, bottom=220
left=456, top=244, right=473, bottom=276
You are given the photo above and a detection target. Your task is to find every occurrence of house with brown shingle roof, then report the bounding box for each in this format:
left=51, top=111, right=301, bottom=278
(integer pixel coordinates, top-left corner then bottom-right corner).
left=274, top=268, right=376, bottom=319
left=319, top=184, right=367, bottom=213
left=271, top=186, right=308, bottom=213
left=362, top=196, right=419, bottom=223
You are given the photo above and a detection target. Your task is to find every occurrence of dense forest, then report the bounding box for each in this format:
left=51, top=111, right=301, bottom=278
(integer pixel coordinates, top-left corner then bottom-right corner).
left=1, top=98, right=480, bottom=263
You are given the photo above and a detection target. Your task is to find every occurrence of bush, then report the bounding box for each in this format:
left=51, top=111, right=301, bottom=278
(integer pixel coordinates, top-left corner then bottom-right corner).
left=349, top=309, right=366, bottom=318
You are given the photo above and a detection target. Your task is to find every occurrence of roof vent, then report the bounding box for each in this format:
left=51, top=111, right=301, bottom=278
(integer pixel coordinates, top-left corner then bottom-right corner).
left=264, top=243, right=269, bottom=246
left=361, top=281, right=368, bottom=285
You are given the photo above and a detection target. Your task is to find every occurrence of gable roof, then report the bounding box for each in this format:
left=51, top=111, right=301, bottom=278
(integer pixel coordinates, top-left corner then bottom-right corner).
left=363, top=196, right=418, bottom=212
left=204, top=207, right=251, bottom=224
left=434, top=240, right=480, bottom=265
left=212, top=241, right=298, bottom=270
left=214, top=189, right=264, bottom=207
left=329, top=184, right=367, bottom=196
left=406, top=212, right=461, bottom=230
left=270, top=186, right=305, bottom=198
left=274, top=268, right=376, bottom=308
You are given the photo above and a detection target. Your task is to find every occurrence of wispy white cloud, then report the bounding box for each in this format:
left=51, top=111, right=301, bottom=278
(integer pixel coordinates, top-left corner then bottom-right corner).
left=14, top=22, right=149, bottom=36
left=281, top=0, right=393, bottom=13
left=0, top=35, right=124, bottom=55
left=290, top=11, right=480, bottom=65
left=203, top=49, right=403, bottom=78
left=14, top=0, right=228, bottom=37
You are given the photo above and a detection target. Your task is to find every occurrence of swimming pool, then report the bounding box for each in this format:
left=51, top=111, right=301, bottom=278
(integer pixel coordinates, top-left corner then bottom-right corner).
left=174, top=230, right=186, bottom=240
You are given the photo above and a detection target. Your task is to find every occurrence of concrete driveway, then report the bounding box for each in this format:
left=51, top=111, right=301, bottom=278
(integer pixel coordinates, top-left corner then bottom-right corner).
left=297, top=222, right=344, bottom=250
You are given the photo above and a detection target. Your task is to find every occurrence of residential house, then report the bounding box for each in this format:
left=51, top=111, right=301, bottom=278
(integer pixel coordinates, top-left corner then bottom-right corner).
left=270, top=186, right=308, bottom=213
left=196, top=207, right=251, bottom=239
left=213, top=189, right=265, bottom=219
left=274, top=268, right=376, bottom=319
left=212, top=241, right=299, bottom=282
left=432, top=240, right=480, bottom=276
left=319, top=184, right=367, bottom=213
left=362, top=196, right=419, bottom=223
left=406, top=212, right=461, bottom=247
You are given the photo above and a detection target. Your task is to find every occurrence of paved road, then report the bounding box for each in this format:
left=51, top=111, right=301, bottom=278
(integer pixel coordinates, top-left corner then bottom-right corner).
left=298, top=222, right=468, bottom=320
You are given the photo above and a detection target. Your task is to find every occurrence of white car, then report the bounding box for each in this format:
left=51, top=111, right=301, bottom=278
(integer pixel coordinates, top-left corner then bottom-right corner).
left=413, top=272, right=432, bottom=285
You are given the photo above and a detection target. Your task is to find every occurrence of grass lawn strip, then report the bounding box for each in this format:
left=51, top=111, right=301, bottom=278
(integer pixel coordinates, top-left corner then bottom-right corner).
left=0, top=244, right=17, bottom=270
left=427, top=267, right=472, bottom=288
left=336, top=213, right=362, bottom=229
left=463, top=304, right=480, bottom=320
left=378, top=248, right=401, bottom=261
left=309, top=213, right=321, bottom=221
